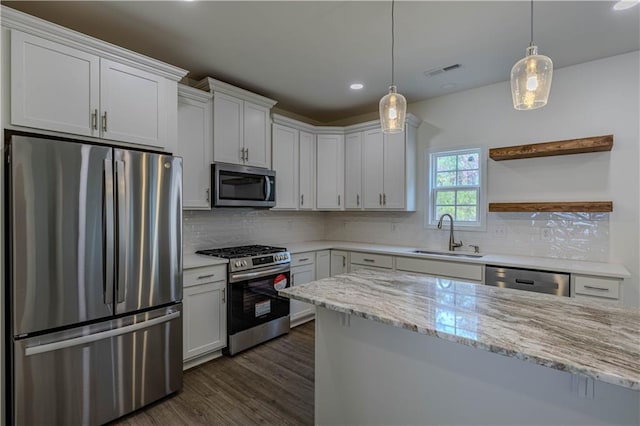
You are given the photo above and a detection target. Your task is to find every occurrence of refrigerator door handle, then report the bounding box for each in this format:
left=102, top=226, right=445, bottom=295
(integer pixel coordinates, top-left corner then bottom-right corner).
left=24, top=311, right=181, bottom=357
left=115, top=159, right=127, bottom=303
left=103, top=159, right=114, bottom=305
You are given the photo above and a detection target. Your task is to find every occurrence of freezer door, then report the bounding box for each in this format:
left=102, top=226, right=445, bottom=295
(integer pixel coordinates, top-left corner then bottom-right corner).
left=9, top=135, right=115, bottom=336
left=12, top=305, right=183, bottom=425
left=114, top=149, right=182, bottom=314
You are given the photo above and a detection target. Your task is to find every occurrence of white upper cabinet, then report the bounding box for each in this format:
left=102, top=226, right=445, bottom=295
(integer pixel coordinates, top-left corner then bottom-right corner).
left=298, top=131, right=316, bottom=210
left=344, top=132, right=363, bottom=209
left=100, top=59, right=167, bottom=147
left=11, top=31, right=99, bottom=137
left=5, top=9, right=187, bottom=151
left=272, top=124, right=299, bottom=209
left=356, top=116, right=419, bottom=211
left=196, top=77, right=277, bottom=169
left=316, top=134, right=345, bottom=210
left=212, top=92, right=244, bottom=164
left=177, top=84, right=213, bottom=210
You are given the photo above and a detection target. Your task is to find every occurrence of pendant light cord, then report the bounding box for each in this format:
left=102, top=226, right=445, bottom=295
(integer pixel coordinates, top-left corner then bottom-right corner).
left=391, top=0, right=395, bottom=85
left=530, top=0, right=534, bottom=46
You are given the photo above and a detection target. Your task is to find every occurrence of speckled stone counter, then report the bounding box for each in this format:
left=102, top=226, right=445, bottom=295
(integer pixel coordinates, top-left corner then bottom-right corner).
left=280, top=269, right=640, bottom=390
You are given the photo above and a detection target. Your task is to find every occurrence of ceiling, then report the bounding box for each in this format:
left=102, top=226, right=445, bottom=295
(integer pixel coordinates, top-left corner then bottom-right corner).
left=4, top=1, right=639, bottom=123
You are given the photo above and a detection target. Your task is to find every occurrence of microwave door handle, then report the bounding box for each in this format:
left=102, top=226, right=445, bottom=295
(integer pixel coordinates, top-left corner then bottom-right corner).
left=264, top=176, right=271, bottom=201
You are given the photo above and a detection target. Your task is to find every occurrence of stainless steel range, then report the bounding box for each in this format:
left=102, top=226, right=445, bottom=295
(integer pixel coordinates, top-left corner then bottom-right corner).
left=196, top=245, right=291, bottom=355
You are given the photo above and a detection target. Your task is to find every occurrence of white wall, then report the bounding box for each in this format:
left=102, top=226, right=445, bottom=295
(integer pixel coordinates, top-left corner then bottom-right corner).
left=325, top=51, right=639, bottom=307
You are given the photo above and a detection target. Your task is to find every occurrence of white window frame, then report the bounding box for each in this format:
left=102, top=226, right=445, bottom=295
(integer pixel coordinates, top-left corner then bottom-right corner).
left=425, top=146, right=487, bottom=231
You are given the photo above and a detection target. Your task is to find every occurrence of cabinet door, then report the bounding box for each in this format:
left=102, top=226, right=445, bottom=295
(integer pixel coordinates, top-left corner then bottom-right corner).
left=272, top=124, right=299, bottom=209
left=316, top=134, right=344, bottom=209
left=316, top=250, right=331, bottom=280
left=362, top=129, right=384, bottom=209
left=11, top=30, right=99, bottom=137
left=298, top=131, right=316, bottom=210
left=291, top=264, right=316, bottom=325
left=330, top=250, right=349, bottom=276
left=243, top=102, right=271, bottom=168
left=100, top=59, right=168, bottom=148
left=345, top=132, right=363, bottom=209
left=177, top=93, right=212, bottom=209
left=383, top=132, right=406, bottom=209
left=183, top=280, right=227, bottom=360
left=213, top=92, right=244, bottom=164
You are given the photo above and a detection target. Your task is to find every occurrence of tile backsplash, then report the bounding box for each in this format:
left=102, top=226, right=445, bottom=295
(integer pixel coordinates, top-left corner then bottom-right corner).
left=184, top=209, right=609, bottom=262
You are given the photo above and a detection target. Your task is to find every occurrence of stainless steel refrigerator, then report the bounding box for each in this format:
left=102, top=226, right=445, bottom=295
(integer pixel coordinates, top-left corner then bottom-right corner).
left=6, top=133, right=183, bottom=425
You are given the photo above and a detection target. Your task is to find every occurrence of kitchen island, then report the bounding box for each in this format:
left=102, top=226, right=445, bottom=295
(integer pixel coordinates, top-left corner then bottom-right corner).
left=280, top=270, right=640, bottom=425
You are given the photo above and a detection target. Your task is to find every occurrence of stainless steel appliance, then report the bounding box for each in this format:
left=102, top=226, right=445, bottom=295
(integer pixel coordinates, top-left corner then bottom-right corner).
left=6, top=132, right=183, bottom=425
left=196, top=245, right=290, bottom=355
left=485, top=265, right=570, bottom=296
left=211, top=162, right=276, bottom=208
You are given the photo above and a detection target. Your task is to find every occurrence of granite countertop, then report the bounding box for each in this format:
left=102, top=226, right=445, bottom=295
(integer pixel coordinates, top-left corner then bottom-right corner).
left=183, top=253, right=229, bottom=269
left=283, top=241, right=631, bottom=279
left=280, top=269, right=640, bottom=390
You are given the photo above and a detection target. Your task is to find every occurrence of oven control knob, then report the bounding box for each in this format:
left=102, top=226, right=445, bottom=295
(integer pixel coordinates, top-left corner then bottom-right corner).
left=235, top=261, right=242, bottom=268
left=242, top=260, right=248, bottom=266
left=275, top=255, right=280, bottom=261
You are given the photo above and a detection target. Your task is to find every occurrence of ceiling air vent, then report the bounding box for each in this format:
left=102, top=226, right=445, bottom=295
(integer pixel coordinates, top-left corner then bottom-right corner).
left=424, top=63, right=462, bottom=78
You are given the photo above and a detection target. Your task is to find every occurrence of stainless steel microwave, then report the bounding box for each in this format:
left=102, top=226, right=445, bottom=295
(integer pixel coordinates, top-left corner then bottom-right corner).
left=211, top=162, right=276, bottom=208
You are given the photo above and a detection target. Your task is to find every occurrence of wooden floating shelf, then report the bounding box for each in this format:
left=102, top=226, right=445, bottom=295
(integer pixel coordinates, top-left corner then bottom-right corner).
left=489, top=135, right=613, bottom=161
left=488, top=201, right=613, bottom=213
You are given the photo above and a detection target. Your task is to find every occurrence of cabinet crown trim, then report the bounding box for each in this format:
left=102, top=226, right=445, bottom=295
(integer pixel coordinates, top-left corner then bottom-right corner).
left=272, top=113, right=422, bottom=135
left=1, top=6, right=188, bottom=81
left=195, top=77, right=277, bottom=108
left=178, top=84, right=213, bottom=102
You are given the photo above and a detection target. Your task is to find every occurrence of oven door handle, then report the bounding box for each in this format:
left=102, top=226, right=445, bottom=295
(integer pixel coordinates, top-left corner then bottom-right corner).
left=229, top=264, right=290, bottom=283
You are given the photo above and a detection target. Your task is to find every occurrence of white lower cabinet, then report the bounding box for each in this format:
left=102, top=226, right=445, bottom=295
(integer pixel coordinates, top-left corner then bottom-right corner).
left=183, top=264, right=227, bottom=369
left=291, top=254, right=316, bottom=327
left=330, top=250, right=349, bottom=276
left=572, top=275, right=622, bottom=304
left=316, top=250, right=331, bottom=279
left=395, top=256, right=483, bottom=283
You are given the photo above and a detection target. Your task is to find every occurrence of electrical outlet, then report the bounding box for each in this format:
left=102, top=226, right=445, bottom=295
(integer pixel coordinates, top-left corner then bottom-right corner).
left=541, top=227, right=553, bottom=241
left=493, top=225, right=507, bottom=239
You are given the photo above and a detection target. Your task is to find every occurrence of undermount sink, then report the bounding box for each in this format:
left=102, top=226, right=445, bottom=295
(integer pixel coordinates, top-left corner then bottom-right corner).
left=413, top=250, right=484, bottom=258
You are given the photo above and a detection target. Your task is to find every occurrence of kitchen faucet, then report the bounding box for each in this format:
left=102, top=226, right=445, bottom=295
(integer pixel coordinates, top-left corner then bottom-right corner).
left=437, top=213, right=463, bottom=251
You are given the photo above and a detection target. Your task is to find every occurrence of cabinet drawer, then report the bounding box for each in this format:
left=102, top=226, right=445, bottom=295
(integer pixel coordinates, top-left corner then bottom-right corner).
left=350, top=252, right=393, bottom=269
left=184, top=264, right=227, bottom=288
left=574, top=276, right=620, bottom=300
left=395, top=257, right=482, bottom=282
left=292, top=252, right=315, bottom=267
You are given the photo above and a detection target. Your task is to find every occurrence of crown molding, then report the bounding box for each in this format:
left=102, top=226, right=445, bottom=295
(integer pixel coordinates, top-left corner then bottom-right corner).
left=195, top=77, right=277, bottom=108
left=1, top=5, right=188, bottom=81
left=178, top=84, right=213, bottom=102
left=272, top=114, right=318, bottom=132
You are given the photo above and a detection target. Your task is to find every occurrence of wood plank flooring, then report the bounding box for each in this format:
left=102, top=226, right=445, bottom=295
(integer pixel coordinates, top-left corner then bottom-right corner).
left=111, top=321, right=315, bottom=426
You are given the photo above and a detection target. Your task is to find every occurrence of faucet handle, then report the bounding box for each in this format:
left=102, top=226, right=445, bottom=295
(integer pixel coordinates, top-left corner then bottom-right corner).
left=468, top=244, right=480, bottom=254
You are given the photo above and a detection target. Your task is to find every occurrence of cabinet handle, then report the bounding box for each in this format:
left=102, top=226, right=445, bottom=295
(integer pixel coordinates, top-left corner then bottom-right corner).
left=298, top=258, right=309, bottom=262
left=197, top=274, right=215, bottom=280
left=338, top=194, right=341, bottom=206
left=240, top=148, right=245, bottom=161
left=363, top=258, right=375, bottom=263
left=379, top=193, right=382, bottom=205
left=222, top=288, right=226, bottom=303
left=383, top=193, right=386, bottom=205
left=244, top=148, right=249, bottom=162
left=357, top=194, right=360, bottom=206
left=206, top=188, right=210, bottom=202
left=342, top=256, right=346, bottom=268
left=91, top=109, right=98, bottom=130
left=102, top=111, right=107, bottom=132
left=301, top=194, right=304, bottom=206
left=584, top=286, right=609, bottom=292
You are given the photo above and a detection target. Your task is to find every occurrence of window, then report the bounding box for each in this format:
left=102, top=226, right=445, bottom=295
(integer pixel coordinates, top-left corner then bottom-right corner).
left=427, top=147, right=485, bottom=229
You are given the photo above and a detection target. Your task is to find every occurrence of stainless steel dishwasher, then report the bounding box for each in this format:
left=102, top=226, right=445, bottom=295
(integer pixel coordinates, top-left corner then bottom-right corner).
left=485, top=265, right=570, bottom=296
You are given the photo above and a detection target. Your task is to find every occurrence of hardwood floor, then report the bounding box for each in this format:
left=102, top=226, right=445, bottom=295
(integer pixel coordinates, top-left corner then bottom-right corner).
left=112, top=321, right=315, bottom=426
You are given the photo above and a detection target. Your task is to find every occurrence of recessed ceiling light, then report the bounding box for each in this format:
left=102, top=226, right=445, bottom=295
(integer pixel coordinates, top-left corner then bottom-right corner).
left=350, top=83, right=364, bottom=90
left=613, top=0, right=639, bottom=10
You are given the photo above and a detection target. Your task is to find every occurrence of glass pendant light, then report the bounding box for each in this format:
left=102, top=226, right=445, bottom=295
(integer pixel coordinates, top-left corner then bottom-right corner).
left=379, top=0, right=406, bottom=133
left=510, top=0, right=553, bottom=110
